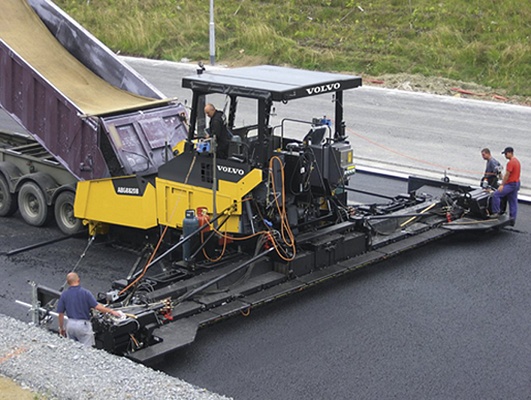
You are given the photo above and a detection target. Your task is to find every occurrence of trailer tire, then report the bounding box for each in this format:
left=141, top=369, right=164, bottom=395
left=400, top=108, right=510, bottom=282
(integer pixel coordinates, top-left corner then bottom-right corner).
left=18, top=181, right=50, bottom=226
left=0, top=175, right=17, bottom=217
left=54, top=191, right=82, bottom=235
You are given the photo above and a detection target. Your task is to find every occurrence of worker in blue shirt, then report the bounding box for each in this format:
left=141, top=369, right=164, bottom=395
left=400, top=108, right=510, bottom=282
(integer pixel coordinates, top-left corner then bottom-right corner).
left=57, top=272, right=120, bottom=347
left=480, top=148, right=502, bottom=188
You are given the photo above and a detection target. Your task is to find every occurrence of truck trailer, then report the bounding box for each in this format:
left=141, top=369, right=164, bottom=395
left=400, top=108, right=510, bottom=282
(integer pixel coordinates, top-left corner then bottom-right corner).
left=0, top=0, right=188, bottom=234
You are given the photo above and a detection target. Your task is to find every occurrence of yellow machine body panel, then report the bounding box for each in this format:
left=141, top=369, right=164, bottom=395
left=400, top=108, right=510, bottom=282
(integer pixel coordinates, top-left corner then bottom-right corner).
left=172, top=140, right=186, bottom=156
left=74, top=168, right=263, bottom=232
left=156, top=168, right=263, bottom=232
left=74, top=178, right=158, bottom=230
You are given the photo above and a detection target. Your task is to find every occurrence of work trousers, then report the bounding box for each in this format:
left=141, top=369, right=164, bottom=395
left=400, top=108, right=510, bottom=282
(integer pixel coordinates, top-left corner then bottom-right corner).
left=492, top=181, right=520, bottom=220
left=66, top=319, right=95, bottom=347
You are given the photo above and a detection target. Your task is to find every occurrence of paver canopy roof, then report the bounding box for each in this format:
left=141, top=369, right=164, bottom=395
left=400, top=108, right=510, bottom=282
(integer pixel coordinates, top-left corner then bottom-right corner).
left=183, top=65, right=362, bottom=101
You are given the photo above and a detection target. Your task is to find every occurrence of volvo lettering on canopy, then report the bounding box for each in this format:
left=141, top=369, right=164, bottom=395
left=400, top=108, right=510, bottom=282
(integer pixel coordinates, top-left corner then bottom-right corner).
left=306, top=82, right=341, bottom=95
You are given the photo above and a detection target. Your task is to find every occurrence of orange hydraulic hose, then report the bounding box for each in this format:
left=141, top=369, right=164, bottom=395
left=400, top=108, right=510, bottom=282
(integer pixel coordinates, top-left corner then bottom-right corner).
left=118, top=225, right=170, bottom=295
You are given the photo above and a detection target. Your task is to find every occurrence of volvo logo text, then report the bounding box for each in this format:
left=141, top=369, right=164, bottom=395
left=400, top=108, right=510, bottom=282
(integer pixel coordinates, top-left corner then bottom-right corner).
left=217, top=165, right=245, bottom=176
left=306, top=82, right=341, bottom=95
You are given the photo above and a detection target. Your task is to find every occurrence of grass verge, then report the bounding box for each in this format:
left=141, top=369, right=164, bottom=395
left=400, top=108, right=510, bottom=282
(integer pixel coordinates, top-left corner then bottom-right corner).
left=54, top=0, right=530, bottom=96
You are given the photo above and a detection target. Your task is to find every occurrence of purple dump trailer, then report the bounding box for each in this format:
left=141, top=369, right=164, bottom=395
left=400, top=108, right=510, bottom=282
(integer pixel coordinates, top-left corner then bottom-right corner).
left=0, top=0, right=188, bottom=234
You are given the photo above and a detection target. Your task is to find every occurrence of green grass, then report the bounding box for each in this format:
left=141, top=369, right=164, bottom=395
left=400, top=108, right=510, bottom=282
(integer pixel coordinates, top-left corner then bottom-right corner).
left=55, top=0, right=530, bottom=96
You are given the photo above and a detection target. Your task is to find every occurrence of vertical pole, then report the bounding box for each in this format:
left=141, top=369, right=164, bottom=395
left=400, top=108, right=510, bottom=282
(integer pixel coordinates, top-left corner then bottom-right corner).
left=212, top=135, right=218, bottom=228
left=209, top=0, right=216, bottom=65
left=30, top=281, right=40, bottom=326
left=257, top=98, right=265, bottom=167
left=197, top=94, right=206, bottom=138
left=335, top=91, right=345, bottom=140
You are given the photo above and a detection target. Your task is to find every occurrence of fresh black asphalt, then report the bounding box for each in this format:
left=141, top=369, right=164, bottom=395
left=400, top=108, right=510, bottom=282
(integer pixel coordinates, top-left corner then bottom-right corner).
left=1, top=173, right=529, bottom=400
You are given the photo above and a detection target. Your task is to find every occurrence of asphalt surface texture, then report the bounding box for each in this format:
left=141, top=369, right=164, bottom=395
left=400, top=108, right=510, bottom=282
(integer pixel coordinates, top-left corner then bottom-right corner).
left=1, top=173, right=529, bottom=400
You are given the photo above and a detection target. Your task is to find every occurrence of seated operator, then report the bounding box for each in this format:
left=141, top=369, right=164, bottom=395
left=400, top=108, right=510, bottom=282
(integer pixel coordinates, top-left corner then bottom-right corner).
left=204, top=103, right=231, bottom=159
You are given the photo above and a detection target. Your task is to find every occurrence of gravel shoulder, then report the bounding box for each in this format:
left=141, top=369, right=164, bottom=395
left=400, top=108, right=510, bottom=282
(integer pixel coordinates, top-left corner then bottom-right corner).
left=0, top=314, right=230, bottom=400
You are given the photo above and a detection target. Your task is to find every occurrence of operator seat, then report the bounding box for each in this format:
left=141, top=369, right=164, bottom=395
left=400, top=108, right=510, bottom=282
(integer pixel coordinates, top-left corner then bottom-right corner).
left=303, top=126, right=328, bottom=146
left=228, top=135, right=246, bottom=162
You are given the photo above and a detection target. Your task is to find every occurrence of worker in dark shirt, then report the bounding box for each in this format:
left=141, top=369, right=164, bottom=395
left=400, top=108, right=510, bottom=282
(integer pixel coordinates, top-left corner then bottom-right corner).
left=204, top=103, right=231, bottom=159
left=480, top=148, right=502, bottom=188
left=57, top=272, right=120, bottom=347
